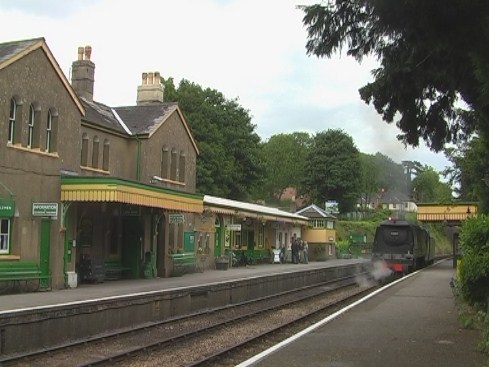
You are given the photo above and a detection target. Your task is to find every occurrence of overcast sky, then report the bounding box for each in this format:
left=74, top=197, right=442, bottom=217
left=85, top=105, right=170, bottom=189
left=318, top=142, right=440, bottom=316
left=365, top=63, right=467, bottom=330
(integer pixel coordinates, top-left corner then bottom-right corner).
left=1, top=0, right=451, bottom=172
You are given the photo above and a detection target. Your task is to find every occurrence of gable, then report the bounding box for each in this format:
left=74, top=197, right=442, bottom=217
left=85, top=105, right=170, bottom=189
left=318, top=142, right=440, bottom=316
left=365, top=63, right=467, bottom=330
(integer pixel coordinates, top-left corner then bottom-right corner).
left=0, top=37, right=84, bottom=116
left=114, top=104, right=199, bottom=154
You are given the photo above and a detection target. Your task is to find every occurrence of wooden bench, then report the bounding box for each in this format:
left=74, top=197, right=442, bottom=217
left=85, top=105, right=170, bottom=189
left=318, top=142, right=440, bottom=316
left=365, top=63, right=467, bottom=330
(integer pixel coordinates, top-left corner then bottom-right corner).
left=0, top=260, right=49, bottom=293
left=170, top=253, right=196, bottom=276
left=104, top=260, right=131, bottom=280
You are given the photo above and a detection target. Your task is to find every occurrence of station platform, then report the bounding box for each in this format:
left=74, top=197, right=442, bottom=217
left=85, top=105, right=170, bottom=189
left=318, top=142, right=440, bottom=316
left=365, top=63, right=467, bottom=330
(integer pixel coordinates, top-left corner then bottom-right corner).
left=238, top=259, right=488, bottom=367
left=0, top=258, right=366, bottom=313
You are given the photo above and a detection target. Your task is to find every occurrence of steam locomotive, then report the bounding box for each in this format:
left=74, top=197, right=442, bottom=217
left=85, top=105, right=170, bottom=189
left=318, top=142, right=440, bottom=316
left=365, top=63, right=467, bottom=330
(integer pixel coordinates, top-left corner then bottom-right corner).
left=372, top=219, right=435, bottom=274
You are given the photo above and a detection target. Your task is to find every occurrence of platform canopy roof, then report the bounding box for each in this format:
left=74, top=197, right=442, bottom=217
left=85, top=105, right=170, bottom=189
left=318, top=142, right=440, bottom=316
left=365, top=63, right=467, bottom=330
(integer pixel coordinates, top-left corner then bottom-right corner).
left=203, top=195, right=308, bottom=224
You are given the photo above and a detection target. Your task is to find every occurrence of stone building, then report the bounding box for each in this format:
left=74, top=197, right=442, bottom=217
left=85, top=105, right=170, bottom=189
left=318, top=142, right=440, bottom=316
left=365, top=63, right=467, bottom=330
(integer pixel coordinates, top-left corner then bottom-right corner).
left=0, top=38, right=203, bottom=289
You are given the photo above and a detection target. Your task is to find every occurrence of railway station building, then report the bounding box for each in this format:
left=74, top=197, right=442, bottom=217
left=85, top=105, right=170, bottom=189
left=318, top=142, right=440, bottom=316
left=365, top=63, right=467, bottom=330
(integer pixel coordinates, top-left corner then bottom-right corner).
left=0, top=37, right=310, bottom=291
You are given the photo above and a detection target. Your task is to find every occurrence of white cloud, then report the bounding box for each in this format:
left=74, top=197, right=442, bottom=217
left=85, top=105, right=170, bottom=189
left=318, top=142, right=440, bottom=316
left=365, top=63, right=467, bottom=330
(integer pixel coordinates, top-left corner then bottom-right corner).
left=0, top=0, right=451, bottom=172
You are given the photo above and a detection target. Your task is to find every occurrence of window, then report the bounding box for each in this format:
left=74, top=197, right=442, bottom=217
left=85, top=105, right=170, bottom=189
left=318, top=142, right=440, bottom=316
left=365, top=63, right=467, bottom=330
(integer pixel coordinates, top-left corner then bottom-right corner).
left=102, top=139, right=110, bottom=171
left=8, top=99, right=16, bottom=143
left=92, top=136, right=99, bottom=168
left=179, top=151, right=186, bottom=183
left=170, top=148, right=177, bottom=181
left=28, top=105, right=35, bottom=148
left=161, top=146, right=169, bottom=179
left=46, top=111, right=52, bottom=152
left=310, top=219, right=325, bottom=228
left=326, top=221, right=334, bottom=229
left=81, top=133, right=89, bottom=166
left=0, top=219, right=10, bottom=254
left=258, top=223, right=264, bottom=248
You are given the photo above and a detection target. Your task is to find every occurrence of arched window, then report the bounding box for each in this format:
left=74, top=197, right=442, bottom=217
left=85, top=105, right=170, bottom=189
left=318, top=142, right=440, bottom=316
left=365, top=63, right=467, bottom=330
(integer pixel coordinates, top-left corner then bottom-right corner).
left=170, top=148, right=177, bottom=181
left=81, top=133, right=89, bottom=166
left=161, top=146, right=169, bottom=179
left=46, top=111, right=52, bottom=152
left=27, top=104, right=35, bottom=148
left=8, top=98, right=16, bottom=143
left=102, top=139, right=110, bottom=171
left=92, top=136, right=99, bottom=168
left=47, top=109, right=58, bottom=153
left=179, top=151, right=186, bottom=183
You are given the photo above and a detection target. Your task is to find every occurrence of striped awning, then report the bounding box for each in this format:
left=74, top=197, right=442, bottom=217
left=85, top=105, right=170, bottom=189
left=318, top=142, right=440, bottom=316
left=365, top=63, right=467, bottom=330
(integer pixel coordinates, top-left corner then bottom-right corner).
left=61, top=176, right=203, bottom=213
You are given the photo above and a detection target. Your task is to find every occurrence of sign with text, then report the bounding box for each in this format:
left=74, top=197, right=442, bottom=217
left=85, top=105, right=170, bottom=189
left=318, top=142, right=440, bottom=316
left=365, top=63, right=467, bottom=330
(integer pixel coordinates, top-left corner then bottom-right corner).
left=169, top=213, right=184, bottom=224
left=225, top=224, right=241, bottom=231
left=32, top=203, right=58, bottom=217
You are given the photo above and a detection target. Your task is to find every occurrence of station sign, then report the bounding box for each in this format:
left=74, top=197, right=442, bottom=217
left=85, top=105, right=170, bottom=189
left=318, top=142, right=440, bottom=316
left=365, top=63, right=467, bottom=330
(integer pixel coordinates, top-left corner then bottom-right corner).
left=226, top=224, right=242, bottom=231
left=169, top=213, right=184, bottom=224
left=32, top=202, right=58, bottom=217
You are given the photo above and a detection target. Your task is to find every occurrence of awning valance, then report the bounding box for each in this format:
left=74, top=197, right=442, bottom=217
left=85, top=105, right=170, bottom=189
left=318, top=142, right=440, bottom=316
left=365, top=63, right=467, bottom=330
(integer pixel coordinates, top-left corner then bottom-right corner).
left=61, top=177, right=203, bottom=213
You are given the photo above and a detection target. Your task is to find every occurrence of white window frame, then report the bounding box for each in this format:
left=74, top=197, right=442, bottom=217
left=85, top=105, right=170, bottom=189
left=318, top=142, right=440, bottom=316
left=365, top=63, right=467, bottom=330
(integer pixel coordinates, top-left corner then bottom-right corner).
left=46, top=111, right=52, bottom=152
left=8, top=99, right=16, bottom=143
left=28, top=105, right=35, bottom=148
left=0, top=218, right=10, bottom=254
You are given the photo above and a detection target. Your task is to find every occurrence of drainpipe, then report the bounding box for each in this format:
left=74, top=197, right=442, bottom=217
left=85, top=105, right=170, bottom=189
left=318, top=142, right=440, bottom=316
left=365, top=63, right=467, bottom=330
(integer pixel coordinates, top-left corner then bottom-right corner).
left=135, top=134, right=141, bottom=181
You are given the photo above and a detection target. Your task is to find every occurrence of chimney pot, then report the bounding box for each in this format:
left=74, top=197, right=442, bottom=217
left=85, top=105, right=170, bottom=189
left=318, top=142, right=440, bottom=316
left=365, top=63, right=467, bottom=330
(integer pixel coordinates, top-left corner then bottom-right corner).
left=137, top=70, right=164, bottom=105
left=85, top=46, right=92, bottom=61
left=77, top=47, right=84, bottom=60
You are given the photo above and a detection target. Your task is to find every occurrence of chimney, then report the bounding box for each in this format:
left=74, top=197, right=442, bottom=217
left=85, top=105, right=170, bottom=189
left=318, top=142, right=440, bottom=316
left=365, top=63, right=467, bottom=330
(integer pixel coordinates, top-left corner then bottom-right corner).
left=71, top=45, right=95, bottom=102
left=137, top=71, right=164, bottom=105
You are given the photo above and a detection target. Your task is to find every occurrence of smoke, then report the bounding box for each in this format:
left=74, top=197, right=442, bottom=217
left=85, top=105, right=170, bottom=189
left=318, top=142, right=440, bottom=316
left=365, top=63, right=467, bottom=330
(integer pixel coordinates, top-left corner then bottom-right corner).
left=356, top=260, right=393, bottom=287
left=371, top=260, right=393, bottom=280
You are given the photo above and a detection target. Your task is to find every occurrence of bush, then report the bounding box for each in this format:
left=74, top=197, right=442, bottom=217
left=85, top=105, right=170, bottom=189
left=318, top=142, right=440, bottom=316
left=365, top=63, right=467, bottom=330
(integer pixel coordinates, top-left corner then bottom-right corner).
left=458, top=215, right=489, bottom=309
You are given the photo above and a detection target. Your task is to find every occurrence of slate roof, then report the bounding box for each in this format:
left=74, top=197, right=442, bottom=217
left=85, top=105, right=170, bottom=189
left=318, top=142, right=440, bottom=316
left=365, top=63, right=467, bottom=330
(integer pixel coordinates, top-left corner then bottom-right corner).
left=114, top=103, right=178, bottom=135
left=295, top=204, right=337, bottom=219
left=0, top=37, right=42, bottom=64
left=81, top=98, right=127, bottom=134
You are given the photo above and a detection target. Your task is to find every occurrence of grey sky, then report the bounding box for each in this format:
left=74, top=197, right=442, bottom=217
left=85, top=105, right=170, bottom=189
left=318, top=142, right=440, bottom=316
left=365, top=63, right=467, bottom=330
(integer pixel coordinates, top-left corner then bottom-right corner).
left=0, top=0, right=451, bottom=172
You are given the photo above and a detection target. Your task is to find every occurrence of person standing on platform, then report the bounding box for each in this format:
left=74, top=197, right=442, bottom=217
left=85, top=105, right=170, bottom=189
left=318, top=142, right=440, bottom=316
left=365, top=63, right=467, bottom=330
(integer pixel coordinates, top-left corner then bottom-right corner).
left=291, top=237, right=299, bottom=264
left=299, top=240, right=304, bottom=263
left=303, top=241, right=309, bottom=264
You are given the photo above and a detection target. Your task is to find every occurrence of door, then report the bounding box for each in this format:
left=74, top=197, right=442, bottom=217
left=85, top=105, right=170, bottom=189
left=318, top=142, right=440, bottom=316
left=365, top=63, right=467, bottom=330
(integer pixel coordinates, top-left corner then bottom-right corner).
left=39, top=218, right=51, bottom=288
left=122, top=217, right=141, bottom=278
left=214, top=216, right=222, bottom=256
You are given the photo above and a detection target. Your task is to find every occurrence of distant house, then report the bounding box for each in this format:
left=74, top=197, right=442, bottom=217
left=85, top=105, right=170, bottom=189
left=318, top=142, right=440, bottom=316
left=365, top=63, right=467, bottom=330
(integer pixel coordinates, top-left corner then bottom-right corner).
left=377, top=190, right=417, bottom=215
left=296, top=204, right=337, bottom=260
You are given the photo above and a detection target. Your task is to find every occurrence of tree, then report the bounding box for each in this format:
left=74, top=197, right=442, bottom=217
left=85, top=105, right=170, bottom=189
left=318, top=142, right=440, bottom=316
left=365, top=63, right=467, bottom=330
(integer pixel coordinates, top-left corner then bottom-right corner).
left=445, top=137, right=489, bottom=211
left=359, top=153, right=379, bottom=211
left=259, top=133, right=312, bottom=202
left=411, top=167, right=453, bottom=203
left=373, top=153, right=407, bottom=195
left=299, top=1, right=489, bottom=152
left=302, top=129, right=361, bottom=212
left=163, top=78, right=264, bottom=200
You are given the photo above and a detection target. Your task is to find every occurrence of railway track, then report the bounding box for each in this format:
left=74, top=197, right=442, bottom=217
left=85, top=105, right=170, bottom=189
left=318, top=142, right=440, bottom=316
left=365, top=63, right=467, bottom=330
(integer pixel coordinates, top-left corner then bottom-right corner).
left=0, top=272, right=378, bottom=367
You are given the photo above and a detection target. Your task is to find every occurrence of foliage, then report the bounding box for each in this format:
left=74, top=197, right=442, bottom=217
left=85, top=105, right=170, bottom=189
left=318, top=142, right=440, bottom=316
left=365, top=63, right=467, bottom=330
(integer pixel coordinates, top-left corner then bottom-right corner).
left=302, top=129, right=362, bottom=212
left=458, top=215, right=489, bottom=309
left=163, top=77, right=264, bottom=200
left=259, top=132, right=312, bottom=202
left=358, top=153, right=410, bottom=210
left=299, top=1, right=489, bottom=153
left=411, top=167, right=453, bottom=203
left=445, top=137, right=489, bottom=213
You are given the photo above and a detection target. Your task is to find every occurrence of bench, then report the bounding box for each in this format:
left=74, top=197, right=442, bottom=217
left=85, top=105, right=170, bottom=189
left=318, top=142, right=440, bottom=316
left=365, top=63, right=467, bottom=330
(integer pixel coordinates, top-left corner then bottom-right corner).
left=245, top=249, right=273, bottom=265
left=0, top=260, right=49, bottom=293
left=104, top=259, right=131, bottom=280
left=170, top=253, right=197, bottom=276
